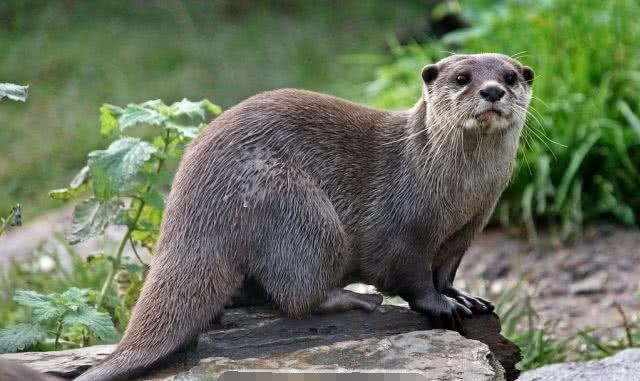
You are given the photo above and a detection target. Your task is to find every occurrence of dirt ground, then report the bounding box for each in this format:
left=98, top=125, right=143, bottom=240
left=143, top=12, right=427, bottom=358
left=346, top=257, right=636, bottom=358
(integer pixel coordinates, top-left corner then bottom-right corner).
left=2, top=208, right=639, bottom=340
left=459, top=227, right=640, bottom=339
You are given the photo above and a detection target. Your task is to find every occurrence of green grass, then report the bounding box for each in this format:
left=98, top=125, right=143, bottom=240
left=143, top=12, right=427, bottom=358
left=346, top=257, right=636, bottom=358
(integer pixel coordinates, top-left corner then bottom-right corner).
left=364, top=0, right=640, bottom=241
left=0, top=0, right=425, bottom=219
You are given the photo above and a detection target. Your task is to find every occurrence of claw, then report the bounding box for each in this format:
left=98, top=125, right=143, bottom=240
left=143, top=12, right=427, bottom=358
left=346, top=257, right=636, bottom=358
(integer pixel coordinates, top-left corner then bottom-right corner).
left=443, top=288, right=494, bottom=314
left=410, top=292, right=470, bottom=332
left=456, top=295, right=474, bottom=309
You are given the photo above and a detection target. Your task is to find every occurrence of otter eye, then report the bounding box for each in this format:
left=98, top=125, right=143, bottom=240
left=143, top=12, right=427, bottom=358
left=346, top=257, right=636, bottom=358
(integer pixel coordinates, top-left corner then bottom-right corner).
left=455, top=74, right=470, bottom=86
left=505, top=71, right=517, bottom=86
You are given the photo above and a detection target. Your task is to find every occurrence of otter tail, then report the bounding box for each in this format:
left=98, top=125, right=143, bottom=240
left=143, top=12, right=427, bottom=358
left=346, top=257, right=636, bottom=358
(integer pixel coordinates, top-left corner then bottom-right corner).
left=75, top=246, right=243, bottom=381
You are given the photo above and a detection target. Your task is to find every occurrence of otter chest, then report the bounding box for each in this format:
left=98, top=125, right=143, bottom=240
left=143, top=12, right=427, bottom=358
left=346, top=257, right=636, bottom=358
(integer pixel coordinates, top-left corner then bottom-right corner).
left=433, top=161, right=512, bottom=239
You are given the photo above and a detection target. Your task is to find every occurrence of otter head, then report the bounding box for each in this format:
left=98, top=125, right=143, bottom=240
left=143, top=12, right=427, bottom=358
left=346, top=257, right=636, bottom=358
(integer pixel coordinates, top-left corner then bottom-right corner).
left=421, top=53, right=534, bottom=135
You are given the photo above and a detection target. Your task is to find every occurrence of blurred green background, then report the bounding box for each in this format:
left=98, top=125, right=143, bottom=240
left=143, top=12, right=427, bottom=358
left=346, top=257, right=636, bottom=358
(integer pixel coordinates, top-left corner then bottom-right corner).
left=0, top=0, right=427, bottom=218
left=1, top=0, right=639, bottom=239
left=1, top=0, right=640, bottom=367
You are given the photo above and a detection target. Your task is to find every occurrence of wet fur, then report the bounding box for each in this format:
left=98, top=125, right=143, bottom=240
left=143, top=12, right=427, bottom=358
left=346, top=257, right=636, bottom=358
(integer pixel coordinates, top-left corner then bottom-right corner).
left=76, top=53, right=533, bottom=381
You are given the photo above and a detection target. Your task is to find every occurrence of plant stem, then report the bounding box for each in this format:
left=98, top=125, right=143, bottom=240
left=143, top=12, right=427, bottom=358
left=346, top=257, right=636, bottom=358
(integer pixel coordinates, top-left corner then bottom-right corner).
left=54, top=320, right=63, bottom=350
left=614, top=302, right=634, bottom=347
left=96, top=199, right=145, bottom=310
left=95, top=130, right=170, bottom=310
left=129, top=236, right=148, bottom=267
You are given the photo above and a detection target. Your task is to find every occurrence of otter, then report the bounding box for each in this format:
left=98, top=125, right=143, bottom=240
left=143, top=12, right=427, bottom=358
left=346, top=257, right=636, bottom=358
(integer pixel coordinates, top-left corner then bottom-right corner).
left=76, top=53, right=534, bottom=381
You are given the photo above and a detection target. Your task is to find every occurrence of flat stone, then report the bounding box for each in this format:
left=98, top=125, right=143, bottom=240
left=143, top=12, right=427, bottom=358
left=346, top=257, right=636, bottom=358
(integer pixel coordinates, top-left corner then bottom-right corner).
left=166, top=331, right=503, bottom=381
left=518, top=349, right=640, bottom=381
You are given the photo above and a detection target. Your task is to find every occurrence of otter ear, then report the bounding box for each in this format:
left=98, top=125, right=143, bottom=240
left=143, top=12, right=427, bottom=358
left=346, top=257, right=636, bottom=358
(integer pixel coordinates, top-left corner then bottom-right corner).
left=421, top=64, right=439, bottom=84
left=522, top=66, right=534, bottom=85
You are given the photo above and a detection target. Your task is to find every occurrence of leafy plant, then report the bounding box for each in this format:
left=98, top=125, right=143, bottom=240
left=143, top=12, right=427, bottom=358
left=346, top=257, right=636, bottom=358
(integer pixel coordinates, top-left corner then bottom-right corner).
left=365, top=0, right=640, bottom=242
left=0, top=236, right=116, bottom=329
left=0, top=288, right=117, bottom=352
left=0, top=82, right=27, bottom=237
left=49, top=98, right=221, bottom=309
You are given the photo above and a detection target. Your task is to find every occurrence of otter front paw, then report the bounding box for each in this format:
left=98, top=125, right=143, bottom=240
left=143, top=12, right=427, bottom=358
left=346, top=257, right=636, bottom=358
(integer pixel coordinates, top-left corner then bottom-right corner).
left=443, top=287, right=494, bottom=313
left=409, top=292, right=472, bottom=331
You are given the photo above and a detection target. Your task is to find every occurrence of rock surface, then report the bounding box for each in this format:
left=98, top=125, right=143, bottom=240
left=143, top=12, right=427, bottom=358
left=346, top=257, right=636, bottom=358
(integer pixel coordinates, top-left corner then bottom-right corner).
left=1, top=306, right=521, bottom=381
left=167, top=330, right=501, bottom=381
left=518, top=348, right=640, bottom=381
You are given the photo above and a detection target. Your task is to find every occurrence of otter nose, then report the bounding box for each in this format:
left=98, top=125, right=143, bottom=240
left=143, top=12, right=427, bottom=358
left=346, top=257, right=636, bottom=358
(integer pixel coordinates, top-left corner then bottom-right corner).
left=479, top=86, right=506, bottom=102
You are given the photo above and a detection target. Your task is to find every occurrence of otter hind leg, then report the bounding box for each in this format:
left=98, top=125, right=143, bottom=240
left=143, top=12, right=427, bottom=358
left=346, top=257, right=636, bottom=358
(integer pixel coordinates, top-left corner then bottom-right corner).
left=254, top=220, right=350, bottom=318
left=251, top=175, right=352, bottom=319
left=315, top=289, right=383, bottom=314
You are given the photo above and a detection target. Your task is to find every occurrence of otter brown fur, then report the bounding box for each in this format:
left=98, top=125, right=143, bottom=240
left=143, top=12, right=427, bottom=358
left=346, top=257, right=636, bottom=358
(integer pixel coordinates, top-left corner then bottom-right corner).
left=76, top=53, right=534, bottom=381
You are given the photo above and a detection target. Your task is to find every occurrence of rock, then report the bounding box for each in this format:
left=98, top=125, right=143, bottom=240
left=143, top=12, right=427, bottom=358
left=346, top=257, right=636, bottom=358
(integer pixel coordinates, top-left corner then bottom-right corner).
left=0, top=358, right=63, bottom=381
left=1, top=306, right=521, bottom=381
left=518, top=348, right=640, bottom=381
left=0, top=344, right=113, bottom=379
left=569, top=272, right=608, bottom=295
left=170, top=331, right=501, bottom=381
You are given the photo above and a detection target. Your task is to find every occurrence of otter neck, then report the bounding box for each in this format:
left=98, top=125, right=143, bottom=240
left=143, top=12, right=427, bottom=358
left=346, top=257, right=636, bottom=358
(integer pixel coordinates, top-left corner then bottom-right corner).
left=403, top=98, right=521, bottom=194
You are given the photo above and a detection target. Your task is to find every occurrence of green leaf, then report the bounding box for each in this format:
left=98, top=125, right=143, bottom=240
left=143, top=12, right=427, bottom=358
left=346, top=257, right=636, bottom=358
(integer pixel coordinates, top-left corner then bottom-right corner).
left=534, top=156, right=553, bottom=215
left=88, top=137, right=157, bottom=199
left=165, top=121, right=200, bottom=138
left=13, top=290, right=53, bottom=309
left=552, top=131, right=601, bottom=211
left=0, top=83, right=29, bottom=102
left=170, top=98, right=210, bottom=120
left=130, top=202, right=163, bottom=250
left=140, top=99, right=166, bottom=110
left=63, top=306, right=118, bottom=342
left=70, top=166, right=91, bottom=189
left=0, top=324, right=49, bottom=352
left=618, top=100, right=640, bottom=142
left=118, top=104, right=167, bottom=131
left=145, top=172, right=174, bottom=189
left=49, top=188, right=76, bottom=201
left=100, top=104, right=123, bottom=136
left=67, top=198, right=123, bottom=244
left=49, top=166, right=91, bottom=201
left=141, top=191, right=165, bottom=210
left=60, top=288, right=89, bottom=307
left=205, top=101, right=222, bottom=115
left=13, top=291, right=61, bottom=323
